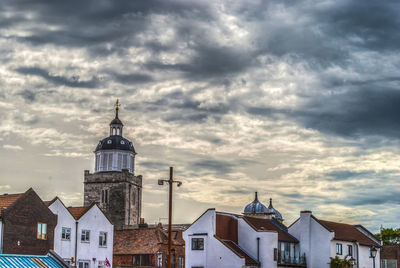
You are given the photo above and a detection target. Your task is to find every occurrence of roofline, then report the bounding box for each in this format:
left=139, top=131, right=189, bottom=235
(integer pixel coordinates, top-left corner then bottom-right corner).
left=186, top=208, right=215, bottom=230
left=240, top=216, right=278, bottom=234
left=213, top=235, right=245, bottom=259
left=48, top=197, right=77, bottom=220
left=68, top=203, right=96, bottom=220
left=310, top=215, right=334, bottom=232
left=288, top=218, right=299, bottom=229
left=354, top=224, right=382, bottom=244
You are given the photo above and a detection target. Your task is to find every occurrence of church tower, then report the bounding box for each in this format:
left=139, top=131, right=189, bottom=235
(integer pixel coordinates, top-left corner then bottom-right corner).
left=84, top=100, right=142, bottom=229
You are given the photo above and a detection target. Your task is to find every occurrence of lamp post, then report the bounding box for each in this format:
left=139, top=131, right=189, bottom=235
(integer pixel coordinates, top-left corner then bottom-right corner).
left=370, top=246, right=377, bottom=268
left=158, top=167, right=182, bottom=268
left=349, top=256, right=356, bottom=267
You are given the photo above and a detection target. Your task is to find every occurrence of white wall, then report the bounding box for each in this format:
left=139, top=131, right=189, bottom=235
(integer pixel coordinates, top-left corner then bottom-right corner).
left=289, top=212, right=333, bottom=268
left=358, top=244, right=380, bottom=268
left=48, top=199, right=77, bottom=261
left=183, top=209, right=245, bottom=268
left=77, top=205, right=114, bottom=268
left=237, top=218, right=278, bottom=268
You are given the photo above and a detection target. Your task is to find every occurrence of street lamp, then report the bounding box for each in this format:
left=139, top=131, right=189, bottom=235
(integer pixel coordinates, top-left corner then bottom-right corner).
left=370, top=246, right=377, bottom=268
left=349, top=256, right=356, bottom=267
left=158, top=167, right=182, bottom=268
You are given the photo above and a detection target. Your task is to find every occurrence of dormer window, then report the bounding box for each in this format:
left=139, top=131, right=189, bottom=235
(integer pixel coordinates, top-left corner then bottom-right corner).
left=121, top=140, right=125, bottom=145
left=107, top=140, right=112, bottom=144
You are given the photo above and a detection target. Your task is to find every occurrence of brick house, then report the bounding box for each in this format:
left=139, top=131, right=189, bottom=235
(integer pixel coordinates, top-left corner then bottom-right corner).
left=113, top=224, right=185, bottom=268
left=0, top=188, right=57, bottom=255
left=381, top=244, right=400, bottom=268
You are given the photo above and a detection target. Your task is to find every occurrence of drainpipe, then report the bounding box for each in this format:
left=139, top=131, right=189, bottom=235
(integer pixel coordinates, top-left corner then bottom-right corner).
left=356, top=243, right=359, bottom=268
left=257, top=237, right=260, bottom=263
left=75, top=221, right=78, bottom=268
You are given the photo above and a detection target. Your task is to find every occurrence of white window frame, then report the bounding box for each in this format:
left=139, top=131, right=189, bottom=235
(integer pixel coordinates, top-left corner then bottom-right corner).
left=81, top=230, right=90, bottom=243
left=61, top=227, right=71, bottom=241
left=78, top=260, right=90, bottom=268
left=99, top=232, right=107, bottom=247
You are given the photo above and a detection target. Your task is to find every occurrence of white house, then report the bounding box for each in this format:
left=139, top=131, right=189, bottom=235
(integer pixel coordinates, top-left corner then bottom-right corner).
left=183, top=208, right=304, bottom=268
left=288, top=210, right=381, bottom=268
left=47, top=198, right=114, bottom=268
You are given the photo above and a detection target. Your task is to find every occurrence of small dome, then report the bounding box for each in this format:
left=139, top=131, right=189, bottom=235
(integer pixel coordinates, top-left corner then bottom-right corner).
left=244, top=192, right=268, bottom=214
left=95, top=135, right=136, bottom=153
left=268, top=198, right=283, bottom=220
left=110, top=117, right=123, bottom=125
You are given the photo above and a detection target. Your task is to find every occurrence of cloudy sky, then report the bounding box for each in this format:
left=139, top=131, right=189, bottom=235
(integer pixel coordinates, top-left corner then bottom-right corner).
left=0, top=0, right=399, bottom=231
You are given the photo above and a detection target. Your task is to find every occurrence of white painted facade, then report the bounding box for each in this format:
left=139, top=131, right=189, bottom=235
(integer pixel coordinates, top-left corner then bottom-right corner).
left=183, top=209, right=246, bottom=268
left=289, top=211, right=381, bottom=268
left=237, top=217, right=278, bottom=267
left=183, top=209, right=284, bottom=268
left=48, top=199, right=113, bottom=268
left=48, top=199, right=76, bottom=263
left=76, top=205, right=114, bottom=268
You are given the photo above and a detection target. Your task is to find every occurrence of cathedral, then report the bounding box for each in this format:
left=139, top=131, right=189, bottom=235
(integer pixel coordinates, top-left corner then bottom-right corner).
left=83, top=100, right=142, bottom=229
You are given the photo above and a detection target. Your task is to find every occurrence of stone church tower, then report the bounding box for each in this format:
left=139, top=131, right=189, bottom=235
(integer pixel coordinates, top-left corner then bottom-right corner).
left=84, top=100, right=142, bottom=229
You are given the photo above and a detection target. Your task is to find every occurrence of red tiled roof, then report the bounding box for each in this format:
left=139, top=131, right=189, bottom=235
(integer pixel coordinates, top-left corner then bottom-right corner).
left=319, top=220, right=380, bottom=247
left=67, top=206, right=91, bottom=220
left=0, top=193, right=24, bottom=216
left=243, top=216, right=298, bottom=243
left=114, top=227, right=184, bottom=255
left=215, top=236, right=259, bottom=266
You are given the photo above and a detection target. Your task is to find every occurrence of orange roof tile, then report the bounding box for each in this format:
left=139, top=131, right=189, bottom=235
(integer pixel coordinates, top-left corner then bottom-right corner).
left=67, top=206, right=91, bottom=220
left=0, top=193, right=24, bottom=216
left=319, top=220, right=380, bottom=247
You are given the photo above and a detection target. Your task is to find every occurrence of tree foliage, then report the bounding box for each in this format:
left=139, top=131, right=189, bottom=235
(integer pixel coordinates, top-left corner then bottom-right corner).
left=329, top=256, right=352, bottom=268
left=375, top=228, right=400, bottom=245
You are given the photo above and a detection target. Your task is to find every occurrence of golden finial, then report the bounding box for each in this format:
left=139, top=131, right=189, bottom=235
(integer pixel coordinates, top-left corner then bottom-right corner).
left=115, top=99, right=120, bottom=111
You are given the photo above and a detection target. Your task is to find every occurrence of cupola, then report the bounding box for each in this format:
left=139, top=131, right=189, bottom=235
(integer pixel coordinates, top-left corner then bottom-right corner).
left=94, top=99, right=137, bottom=174
left=244, top=192, right=268, bottom=214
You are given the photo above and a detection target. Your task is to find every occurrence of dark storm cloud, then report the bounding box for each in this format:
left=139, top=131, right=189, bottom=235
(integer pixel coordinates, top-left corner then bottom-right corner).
left=15, top=67, right=100, bottom=88
left=322, top=0, right=400, bottom=51
left=145, top=44, right=253, bottom=79
left=191, top=159, right=233, bottom=175
left=112, top=73, right=153, bottom=84
left=17, top=90, right=36, bottom=103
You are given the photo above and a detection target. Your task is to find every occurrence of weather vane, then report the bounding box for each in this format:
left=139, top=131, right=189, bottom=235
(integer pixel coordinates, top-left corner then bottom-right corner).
left=115, top=99, right=120, bottom=111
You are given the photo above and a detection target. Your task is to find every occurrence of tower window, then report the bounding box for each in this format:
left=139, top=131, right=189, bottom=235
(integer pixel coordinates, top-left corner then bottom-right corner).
left=121, top=140, right=125, bottom=144
left=118, top=153, right=122, bottom=169
left=107, top=153, right=113, bottom=170
left=130, top=155, right=134, bottom=172
left=101, top=189, right=109, bottom=204
left=107, top=140, right=112, bottom=144
left=123, top=154, right=128, bottom=169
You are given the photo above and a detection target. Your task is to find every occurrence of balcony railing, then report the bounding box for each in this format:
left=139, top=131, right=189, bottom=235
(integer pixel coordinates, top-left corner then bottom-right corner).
left=278, top=251, right=306, bottom=266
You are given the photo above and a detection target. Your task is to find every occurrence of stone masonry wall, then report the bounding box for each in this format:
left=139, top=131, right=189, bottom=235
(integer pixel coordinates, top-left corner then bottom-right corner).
left=84, top=169, right=142, bottom=229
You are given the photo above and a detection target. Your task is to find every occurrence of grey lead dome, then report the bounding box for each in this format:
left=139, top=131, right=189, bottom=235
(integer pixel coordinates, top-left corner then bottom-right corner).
left=244, top=192, right=268, bottom=214
left=95, top=136, right=136, bottom=153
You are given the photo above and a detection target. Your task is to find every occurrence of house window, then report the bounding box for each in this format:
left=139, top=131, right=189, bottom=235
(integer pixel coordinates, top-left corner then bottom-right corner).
left=101, top=189, right=109, bottom=204
left=99, top=232, right=107, bottom=247
left=133, top=254, right=152, bottom=266
left=191, top=238, right=204, bottom=250
left=178, top=257, right=184, bottom=268
left=348, top=245, right=353, bottom=256
left=98, top=261, right=105, bottom=268
left=336, top=243, right=342, bottom=255
left=78, top=260, right=90, bottom=268
left=37, top=222, right=47, bottom=240
left=61, top=227, right=71, bottom=240
left=81, top=230, right=90, bottom=242
left=157, top=252, right=163, bottom=267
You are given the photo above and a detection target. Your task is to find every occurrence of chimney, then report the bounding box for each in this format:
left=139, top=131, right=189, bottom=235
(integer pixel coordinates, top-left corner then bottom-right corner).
left=299, top=210, right=312, bottom=266
left=138, top=218, right=148, bottom=228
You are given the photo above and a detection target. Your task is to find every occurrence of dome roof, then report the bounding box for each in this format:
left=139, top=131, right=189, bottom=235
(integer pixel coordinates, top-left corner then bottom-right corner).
left=95, top=135, right=136, bottom=153
left=110, top=117, right=123, bottom=125
left=268, top=198, right=283, bottom=220
left=244, top=192, right=268, bottom=214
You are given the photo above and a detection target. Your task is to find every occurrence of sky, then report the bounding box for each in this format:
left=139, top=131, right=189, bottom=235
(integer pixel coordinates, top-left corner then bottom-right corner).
left=0, top=0, right=399, bottom=232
